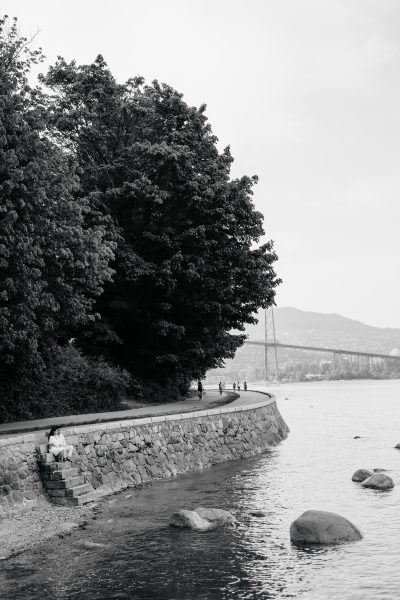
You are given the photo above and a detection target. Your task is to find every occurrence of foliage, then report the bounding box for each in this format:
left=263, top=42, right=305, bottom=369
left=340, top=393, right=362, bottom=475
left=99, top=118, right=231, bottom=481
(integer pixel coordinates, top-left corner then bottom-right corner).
left=0, top=17, right=115, bottom=384
left=0, top=345, right=131, bottom=422
left=43, top=56, right=281, bottom=397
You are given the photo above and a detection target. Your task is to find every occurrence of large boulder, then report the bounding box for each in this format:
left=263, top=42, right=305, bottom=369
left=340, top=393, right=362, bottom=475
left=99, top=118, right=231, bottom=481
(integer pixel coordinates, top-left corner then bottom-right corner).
left=290, top=510, right=362, bottom=545
left=194, top=507, right=235, bottom=524
left=170, top=509, right=214, bottom=530
left=352, top=469, right=373, bottom=482
left=361, top=473, right=394, bottom=490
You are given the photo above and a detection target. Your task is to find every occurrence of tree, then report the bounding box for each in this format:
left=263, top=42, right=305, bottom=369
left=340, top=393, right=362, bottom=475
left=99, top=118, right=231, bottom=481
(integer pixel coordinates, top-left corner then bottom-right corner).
left=0, top=18, right=115, bottom=385
left=44, top=56, right=280, bottom=398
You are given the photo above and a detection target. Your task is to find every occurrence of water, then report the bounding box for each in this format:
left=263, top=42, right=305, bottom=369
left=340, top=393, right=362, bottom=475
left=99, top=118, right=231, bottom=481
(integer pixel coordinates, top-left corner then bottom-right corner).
left=2, top=380, right=400, bottom=600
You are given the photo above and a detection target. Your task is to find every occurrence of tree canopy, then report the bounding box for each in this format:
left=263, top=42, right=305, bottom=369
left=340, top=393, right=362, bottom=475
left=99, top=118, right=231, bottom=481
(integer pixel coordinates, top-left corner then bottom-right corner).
left=43, top=55, right=280, bottom=397
left=0, top=15, right=280, bottom=419
left=0, top=18, right=114, bottom=382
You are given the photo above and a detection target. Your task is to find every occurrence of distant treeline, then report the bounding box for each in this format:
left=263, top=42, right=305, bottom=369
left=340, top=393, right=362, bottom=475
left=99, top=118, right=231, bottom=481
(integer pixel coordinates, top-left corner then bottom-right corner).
left=0, top=17, right=279, bottom=421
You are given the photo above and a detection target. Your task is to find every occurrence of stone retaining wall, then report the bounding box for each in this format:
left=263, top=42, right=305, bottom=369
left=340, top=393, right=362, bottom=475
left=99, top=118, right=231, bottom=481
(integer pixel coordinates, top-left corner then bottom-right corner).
left=0, top=395, right=289, bottom=517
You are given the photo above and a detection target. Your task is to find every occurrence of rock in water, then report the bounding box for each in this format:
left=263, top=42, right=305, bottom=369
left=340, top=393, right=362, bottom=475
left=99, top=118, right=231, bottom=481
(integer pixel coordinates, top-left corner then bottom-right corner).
left=194, top=507, right=235, bottom=524
left=361, top=473, right=394, bottom=490
left=248, top=510, right=267, bottom=517
left=352, top=469, right=373, bottom=482
left=170, top=509, right=214, bottom=530
left=290, top=510, right=362, bottom=545
left=394, top=443, right=400, bottom=449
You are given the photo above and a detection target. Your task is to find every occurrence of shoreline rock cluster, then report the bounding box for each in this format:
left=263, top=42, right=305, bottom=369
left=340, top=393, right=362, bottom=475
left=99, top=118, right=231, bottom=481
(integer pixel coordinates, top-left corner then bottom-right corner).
left=352, top=468, right=394, bottom=490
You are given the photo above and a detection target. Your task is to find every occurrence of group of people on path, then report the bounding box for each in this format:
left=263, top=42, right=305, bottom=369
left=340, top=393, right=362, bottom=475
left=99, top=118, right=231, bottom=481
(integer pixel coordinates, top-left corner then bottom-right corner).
left=218, top=381, right=247, bottom=394
left=197, top=379, right=248, bottom=400
left=233, top=381, right=247, bottom=392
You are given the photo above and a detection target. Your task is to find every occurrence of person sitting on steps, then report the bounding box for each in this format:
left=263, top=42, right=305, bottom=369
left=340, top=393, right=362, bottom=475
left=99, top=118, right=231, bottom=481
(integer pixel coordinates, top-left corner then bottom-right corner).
left=48, top=426, right=74, bottom=462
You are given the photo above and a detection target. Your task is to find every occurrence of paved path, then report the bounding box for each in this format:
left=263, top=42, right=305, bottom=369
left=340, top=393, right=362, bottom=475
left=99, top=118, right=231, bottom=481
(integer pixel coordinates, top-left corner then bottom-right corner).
left=0, top=389, right=272, bottom=438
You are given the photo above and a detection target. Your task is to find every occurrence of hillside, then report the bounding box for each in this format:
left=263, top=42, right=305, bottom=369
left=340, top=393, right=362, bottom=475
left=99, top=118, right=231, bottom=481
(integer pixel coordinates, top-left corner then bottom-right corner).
left=206, top=308, right=400, bottom=383
left=244, top=307, right=400, bottom=355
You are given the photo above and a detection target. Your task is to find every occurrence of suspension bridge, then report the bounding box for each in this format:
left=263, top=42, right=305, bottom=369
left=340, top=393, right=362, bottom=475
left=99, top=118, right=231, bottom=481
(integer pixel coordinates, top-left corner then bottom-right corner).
left=244, top=307, right=400, bottom=381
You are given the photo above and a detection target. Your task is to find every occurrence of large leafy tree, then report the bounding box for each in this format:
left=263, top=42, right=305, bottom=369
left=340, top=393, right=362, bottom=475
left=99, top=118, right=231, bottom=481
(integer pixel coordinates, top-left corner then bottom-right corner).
left=0, top=18, right=115, bottom=382
left=44, top=56, right=280, bottom=397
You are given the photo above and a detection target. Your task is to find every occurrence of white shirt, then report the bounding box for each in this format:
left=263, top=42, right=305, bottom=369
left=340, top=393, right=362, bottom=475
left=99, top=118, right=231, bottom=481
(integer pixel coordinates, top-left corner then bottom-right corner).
left=49, top=433, right=67, bottom=448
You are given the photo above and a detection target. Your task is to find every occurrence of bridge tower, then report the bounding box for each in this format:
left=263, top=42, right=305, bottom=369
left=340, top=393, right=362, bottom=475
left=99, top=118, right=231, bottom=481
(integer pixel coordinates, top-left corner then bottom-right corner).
left=264, top=306, right=279, bottom=381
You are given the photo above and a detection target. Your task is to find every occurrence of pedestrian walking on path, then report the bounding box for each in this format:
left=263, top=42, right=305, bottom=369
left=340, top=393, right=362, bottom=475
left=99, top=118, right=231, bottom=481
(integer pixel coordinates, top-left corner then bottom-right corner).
left=233, top=382, right=236, bottom=392
left=197, top=380, right=203, bottom=400
left=237, top=382, right=241, bottom=391
left=244, top=381, right=247, bottom=391
left=219, top=382, right=223, bottom=395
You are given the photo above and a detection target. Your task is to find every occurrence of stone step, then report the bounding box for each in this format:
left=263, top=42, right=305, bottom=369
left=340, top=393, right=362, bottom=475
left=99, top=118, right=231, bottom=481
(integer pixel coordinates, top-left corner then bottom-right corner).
left=47, top=488, right=67, bottom=498
left=38, top=452, right=77, bottom=465
left=44, top=468, right=79, bottom=481
left=48, top=496, right=75, bottom=506
left=36, top=444, right=49, bottom=454
left=38, top=452, right=56, bottom=464
left=65, top=484, right=91, bottom=498
left=40, top=461, right=77, bottom=472
left=46, top=476, right=85, bottom=490
left=72, top=491, right=97, bottom=506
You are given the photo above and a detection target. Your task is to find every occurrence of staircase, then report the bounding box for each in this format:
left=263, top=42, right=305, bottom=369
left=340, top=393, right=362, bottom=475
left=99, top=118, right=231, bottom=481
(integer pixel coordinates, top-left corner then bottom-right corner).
left=36, top=442, right=96, bottom=506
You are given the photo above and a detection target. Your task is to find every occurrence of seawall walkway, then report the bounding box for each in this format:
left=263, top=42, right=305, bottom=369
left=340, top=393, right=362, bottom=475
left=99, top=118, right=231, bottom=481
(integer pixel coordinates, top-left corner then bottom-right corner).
left=0, top=390, right=272, bottom=438
left=0, top=388, right=289, bottom=517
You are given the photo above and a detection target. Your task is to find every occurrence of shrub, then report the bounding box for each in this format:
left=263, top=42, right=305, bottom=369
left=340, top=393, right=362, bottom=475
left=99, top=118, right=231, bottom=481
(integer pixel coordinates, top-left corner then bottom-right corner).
left=0, top=345, right=132, bottom=422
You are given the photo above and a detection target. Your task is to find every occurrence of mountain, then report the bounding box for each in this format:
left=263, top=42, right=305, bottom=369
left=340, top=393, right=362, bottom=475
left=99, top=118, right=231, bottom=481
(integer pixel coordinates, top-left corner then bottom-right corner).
left=244, top=307, right=400, bottom=355
left=205, top=308, right=400, bottom=382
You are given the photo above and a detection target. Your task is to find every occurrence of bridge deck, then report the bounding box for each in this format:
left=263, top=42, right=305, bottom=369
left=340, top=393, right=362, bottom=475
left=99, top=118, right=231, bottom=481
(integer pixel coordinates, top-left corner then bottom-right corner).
left=246, top=341, right=400, bottom=360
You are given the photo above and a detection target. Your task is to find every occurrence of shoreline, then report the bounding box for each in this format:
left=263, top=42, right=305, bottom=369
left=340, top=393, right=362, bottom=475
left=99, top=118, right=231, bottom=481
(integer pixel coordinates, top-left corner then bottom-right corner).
left=0, top=498, right=99, bottom=560
left=0, top=390, right=286, bottom=560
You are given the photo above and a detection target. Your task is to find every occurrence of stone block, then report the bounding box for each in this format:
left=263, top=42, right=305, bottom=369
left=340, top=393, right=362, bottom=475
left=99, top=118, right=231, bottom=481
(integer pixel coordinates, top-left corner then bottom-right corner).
left=49, top=468, right=79, bottom=481
left=72, top=491, right=96, bottom=506
left=47, top=488, right=67, bottom=497
left=46, top=476, right=84, bottom=489
left=39, top=453, right=56, bottom=464
left=65, top=483, right=91, bottom=497
left=12, top=490, right=24, bottom=504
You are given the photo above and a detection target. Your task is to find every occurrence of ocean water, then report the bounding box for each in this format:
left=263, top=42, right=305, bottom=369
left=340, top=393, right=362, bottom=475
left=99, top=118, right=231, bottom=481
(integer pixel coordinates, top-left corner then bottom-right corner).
left=2, top=379, right=400, bottom=600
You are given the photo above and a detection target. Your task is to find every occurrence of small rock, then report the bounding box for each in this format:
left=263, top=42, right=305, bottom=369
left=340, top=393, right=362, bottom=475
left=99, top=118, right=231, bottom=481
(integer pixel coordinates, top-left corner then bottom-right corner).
left=373, top=468, right=387, bottom=473
left=290, top=510, right=362, bottom=545
left=353, top=436, right=361, bottom=439
left=352, top=469, right=373, bottom=482
left=248, top=510, right=267, bottom=517
left=394, top=443, right=400, bottom=449
left=361, top=473, right=394, bottom=490
left=170, top=509, right=214, bottom=530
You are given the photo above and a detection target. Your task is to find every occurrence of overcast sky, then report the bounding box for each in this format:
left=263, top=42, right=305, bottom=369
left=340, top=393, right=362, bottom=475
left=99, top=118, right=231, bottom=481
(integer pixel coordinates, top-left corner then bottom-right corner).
left=6, top=0, right=400, bottom=327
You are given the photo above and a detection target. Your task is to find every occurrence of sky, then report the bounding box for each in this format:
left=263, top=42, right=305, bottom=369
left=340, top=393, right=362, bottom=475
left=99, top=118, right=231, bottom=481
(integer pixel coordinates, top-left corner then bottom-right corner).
left=5, top=0, right=400, bottom=327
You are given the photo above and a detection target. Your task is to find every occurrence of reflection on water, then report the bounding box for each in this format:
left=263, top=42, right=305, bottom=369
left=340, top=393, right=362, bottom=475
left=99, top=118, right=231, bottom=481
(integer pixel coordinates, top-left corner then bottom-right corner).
left=2, top=380, right=400, bottom=599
